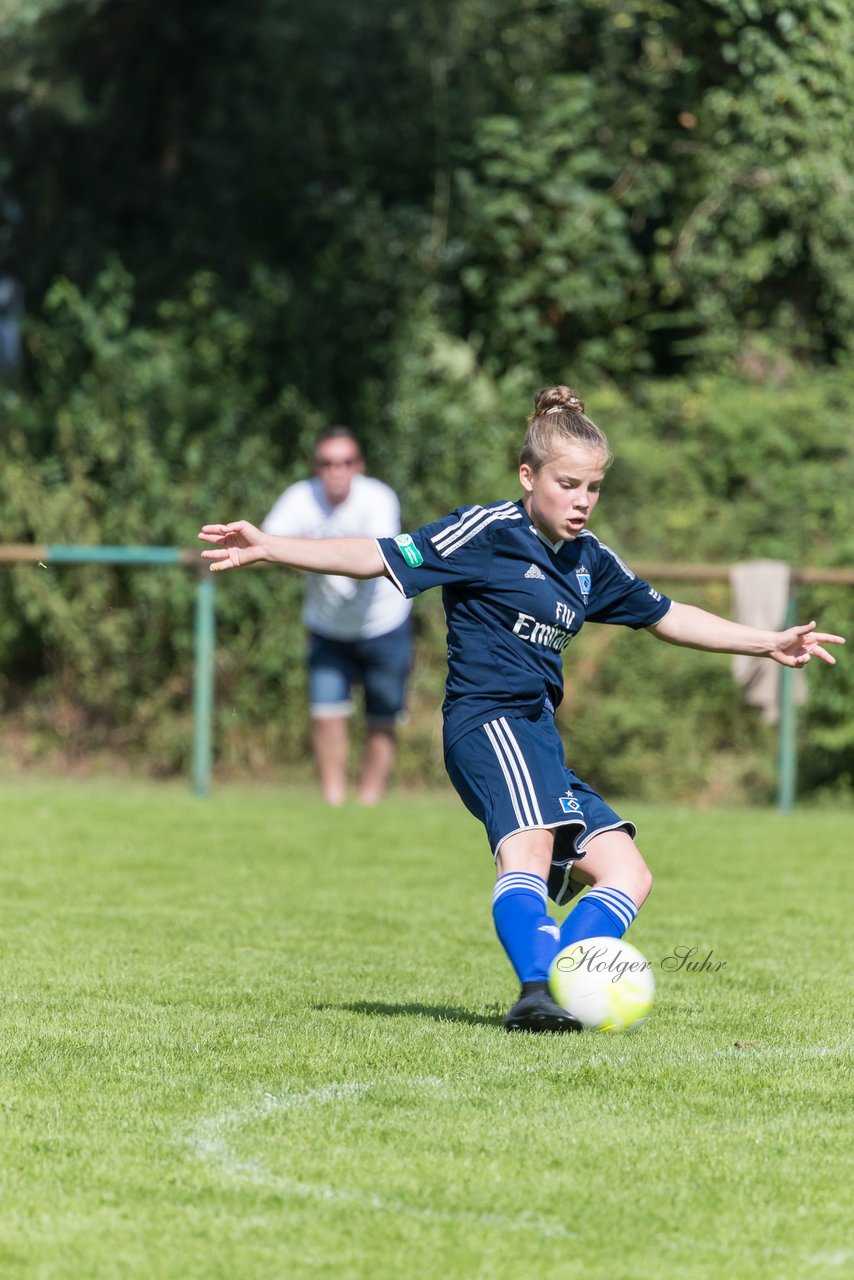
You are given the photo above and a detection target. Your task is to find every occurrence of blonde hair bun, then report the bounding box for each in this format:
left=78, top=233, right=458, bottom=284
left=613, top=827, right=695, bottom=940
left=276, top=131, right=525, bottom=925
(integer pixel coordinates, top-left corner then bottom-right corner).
left=532, top=385, right=585, bottom=417
left=520, top=382, right=610, bottom=471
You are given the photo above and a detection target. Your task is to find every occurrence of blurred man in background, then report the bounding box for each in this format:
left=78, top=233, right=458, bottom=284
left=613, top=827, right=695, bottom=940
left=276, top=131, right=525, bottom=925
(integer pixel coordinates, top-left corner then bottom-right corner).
left=262, top=427, right=412, bottom=805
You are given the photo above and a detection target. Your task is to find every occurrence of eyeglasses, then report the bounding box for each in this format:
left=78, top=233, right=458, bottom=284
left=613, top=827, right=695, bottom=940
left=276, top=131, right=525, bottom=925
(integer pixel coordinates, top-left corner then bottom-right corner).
left=316, top=457, right=360, bottom=470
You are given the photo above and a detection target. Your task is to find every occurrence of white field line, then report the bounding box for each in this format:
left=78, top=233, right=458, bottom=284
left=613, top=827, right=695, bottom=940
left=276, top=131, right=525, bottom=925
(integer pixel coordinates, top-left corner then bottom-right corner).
left=185, top=1073, right=577, bottom=1240
left=188, top=1080, right=393, bottom=1179
left=185, top=1049, right=851, bottom=1251
left=585, top=1043, right=852, bottom=1069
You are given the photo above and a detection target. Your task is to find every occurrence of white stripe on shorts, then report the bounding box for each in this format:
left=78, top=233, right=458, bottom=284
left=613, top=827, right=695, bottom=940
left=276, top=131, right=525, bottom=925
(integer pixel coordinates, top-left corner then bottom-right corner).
left=482, top=717, right=544, bottom=829
left=493, top=717, right=545, bottom=826
left=482, top=720, right=526, bottom=827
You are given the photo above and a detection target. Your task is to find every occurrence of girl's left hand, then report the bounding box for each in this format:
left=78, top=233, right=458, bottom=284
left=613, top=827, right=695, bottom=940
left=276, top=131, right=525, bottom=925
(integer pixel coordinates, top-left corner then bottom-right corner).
left=770, top=622, right=845, bottom=667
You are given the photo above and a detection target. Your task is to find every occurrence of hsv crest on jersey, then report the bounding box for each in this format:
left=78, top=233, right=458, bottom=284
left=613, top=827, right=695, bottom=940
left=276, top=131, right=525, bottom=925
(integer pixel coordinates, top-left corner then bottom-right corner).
left=524, top=563, right=546, bottom=580
left=575, top=564, right=592, bottom=598
left=579, top=531, right=635, bottom=580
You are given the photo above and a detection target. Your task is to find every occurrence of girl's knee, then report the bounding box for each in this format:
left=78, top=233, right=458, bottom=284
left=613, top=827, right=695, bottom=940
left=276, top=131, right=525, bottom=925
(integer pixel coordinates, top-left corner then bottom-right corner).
left=616, top=845, right=652, bottom=905
left=582, top=831, right=652, bottom=906
left=634, top=858, right=653, bottom=906
left=597, top=852, right=651, bottom=907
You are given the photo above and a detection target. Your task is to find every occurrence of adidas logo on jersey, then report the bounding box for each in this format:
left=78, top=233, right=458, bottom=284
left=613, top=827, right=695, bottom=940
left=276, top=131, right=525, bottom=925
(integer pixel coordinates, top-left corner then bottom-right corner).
left=524, top=563, right=546, bottom=580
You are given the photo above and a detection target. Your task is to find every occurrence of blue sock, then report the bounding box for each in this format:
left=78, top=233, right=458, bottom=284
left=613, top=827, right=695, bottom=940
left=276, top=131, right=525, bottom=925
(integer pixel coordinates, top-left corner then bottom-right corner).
left=492, top=872, right=560, bottom=983
left=560, top=886, right=639, bottom=947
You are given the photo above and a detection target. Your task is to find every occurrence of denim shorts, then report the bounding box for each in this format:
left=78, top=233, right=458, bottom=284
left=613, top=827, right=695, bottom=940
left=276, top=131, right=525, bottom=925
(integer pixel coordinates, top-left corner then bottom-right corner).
left=308, top=619, right=412, bottom=727
left=444, top=707, right=636, bottom=905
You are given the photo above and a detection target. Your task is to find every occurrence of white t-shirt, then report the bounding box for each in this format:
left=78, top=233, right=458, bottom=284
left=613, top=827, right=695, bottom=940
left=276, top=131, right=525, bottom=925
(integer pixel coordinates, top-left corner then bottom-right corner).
left=262, top=474, right=412, bottom=641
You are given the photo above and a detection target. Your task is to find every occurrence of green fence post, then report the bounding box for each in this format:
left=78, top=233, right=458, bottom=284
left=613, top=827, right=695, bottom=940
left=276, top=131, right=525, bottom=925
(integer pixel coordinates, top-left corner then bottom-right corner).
left=192, top=570, right=216, bottom=795
left=777, top=589, right=799, bottom=813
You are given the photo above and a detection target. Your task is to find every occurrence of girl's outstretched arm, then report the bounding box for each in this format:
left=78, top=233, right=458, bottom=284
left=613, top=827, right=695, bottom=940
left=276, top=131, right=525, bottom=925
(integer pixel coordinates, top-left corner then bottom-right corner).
left=198, top=521, right=388, bottom=578
left=649, top=601, right=845, bottom=668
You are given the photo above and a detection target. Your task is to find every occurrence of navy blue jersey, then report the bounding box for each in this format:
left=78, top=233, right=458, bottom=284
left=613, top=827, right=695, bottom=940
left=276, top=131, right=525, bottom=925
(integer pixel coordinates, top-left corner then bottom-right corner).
left=377, top=499, right=671, bottom=752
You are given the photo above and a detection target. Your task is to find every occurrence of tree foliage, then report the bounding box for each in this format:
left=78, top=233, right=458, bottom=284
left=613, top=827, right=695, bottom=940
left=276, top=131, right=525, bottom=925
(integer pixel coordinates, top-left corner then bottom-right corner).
left=3, top=0, right=853, bottom=389
left=0, top=1, right=852, bottom=796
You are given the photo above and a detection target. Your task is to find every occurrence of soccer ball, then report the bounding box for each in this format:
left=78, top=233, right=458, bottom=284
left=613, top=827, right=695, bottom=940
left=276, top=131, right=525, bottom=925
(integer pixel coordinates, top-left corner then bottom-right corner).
left=548, top=936, right=655, bottom=1032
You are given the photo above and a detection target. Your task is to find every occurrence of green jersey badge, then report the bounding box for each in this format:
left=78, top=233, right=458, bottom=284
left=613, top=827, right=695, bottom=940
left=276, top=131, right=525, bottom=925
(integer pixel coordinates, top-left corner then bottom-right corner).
left=394, top=533, right=423, bottom=568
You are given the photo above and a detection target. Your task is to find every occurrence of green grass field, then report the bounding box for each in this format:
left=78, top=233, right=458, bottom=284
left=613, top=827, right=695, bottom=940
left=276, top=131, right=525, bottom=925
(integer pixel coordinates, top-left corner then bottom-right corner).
left=0, top=782, right=851, bottom=1279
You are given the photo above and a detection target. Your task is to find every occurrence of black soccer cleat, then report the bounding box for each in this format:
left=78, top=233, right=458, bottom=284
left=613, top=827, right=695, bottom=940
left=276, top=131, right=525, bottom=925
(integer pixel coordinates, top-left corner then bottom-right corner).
left=504, top=981, right=583, bottom=1034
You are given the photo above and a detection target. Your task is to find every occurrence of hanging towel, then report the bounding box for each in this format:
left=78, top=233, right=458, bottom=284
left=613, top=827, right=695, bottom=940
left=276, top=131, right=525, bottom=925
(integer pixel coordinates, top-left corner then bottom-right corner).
left=730, top=560, right=806, bottom=724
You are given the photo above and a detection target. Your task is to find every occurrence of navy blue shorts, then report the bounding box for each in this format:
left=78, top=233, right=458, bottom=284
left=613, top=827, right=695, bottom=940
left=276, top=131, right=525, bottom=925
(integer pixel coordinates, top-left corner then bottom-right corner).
left=308, top=619, right=412, bottom=728
left=445, top=708, right=636, bottom=906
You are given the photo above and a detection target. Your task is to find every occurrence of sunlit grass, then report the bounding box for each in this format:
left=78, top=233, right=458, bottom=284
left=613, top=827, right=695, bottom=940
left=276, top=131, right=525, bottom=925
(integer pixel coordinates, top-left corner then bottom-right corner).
left=0, top=783, right=851, bottom=1278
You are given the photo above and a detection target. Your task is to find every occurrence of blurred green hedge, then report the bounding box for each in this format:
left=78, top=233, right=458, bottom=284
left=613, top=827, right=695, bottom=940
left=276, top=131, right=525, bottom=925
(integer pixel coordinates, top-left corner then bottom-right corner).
left=1, top=264, right=851, bottom=801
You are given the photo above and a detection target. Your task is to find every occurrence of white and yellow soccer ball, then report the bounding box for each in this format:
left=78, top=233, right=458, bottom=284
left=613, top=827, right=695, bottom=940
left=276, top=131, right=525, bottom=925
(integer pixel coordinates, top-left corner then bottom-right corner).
left=549, top=936, right=655, bottom=1032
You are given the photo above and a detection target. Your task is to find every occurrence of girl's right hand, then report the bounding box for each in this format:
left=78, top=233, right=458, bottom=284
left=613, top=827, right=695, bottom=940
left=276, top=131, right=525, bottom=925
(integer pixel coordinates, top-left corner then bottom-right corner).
left=198, top=521, right=269, bottom=571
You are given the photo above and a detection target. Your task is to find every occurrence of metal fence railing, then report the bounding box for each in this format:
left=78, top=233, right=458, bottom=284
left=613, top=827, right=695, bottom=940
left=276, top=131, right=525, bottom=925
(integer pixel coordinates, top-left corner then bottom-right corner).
left=1, top=547, right=851, bottom=807
left=0, top=544, right=214, bottom=795
left=633, top=562, right=854, bottom=812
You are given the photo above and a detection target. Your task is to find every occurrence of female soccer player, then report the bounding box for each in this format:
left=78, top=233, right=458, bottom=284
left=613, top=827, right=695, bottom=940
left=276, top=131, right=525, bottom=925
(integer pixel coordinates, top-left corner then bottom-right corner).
left=199, top=385, right=844, bottom=1033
